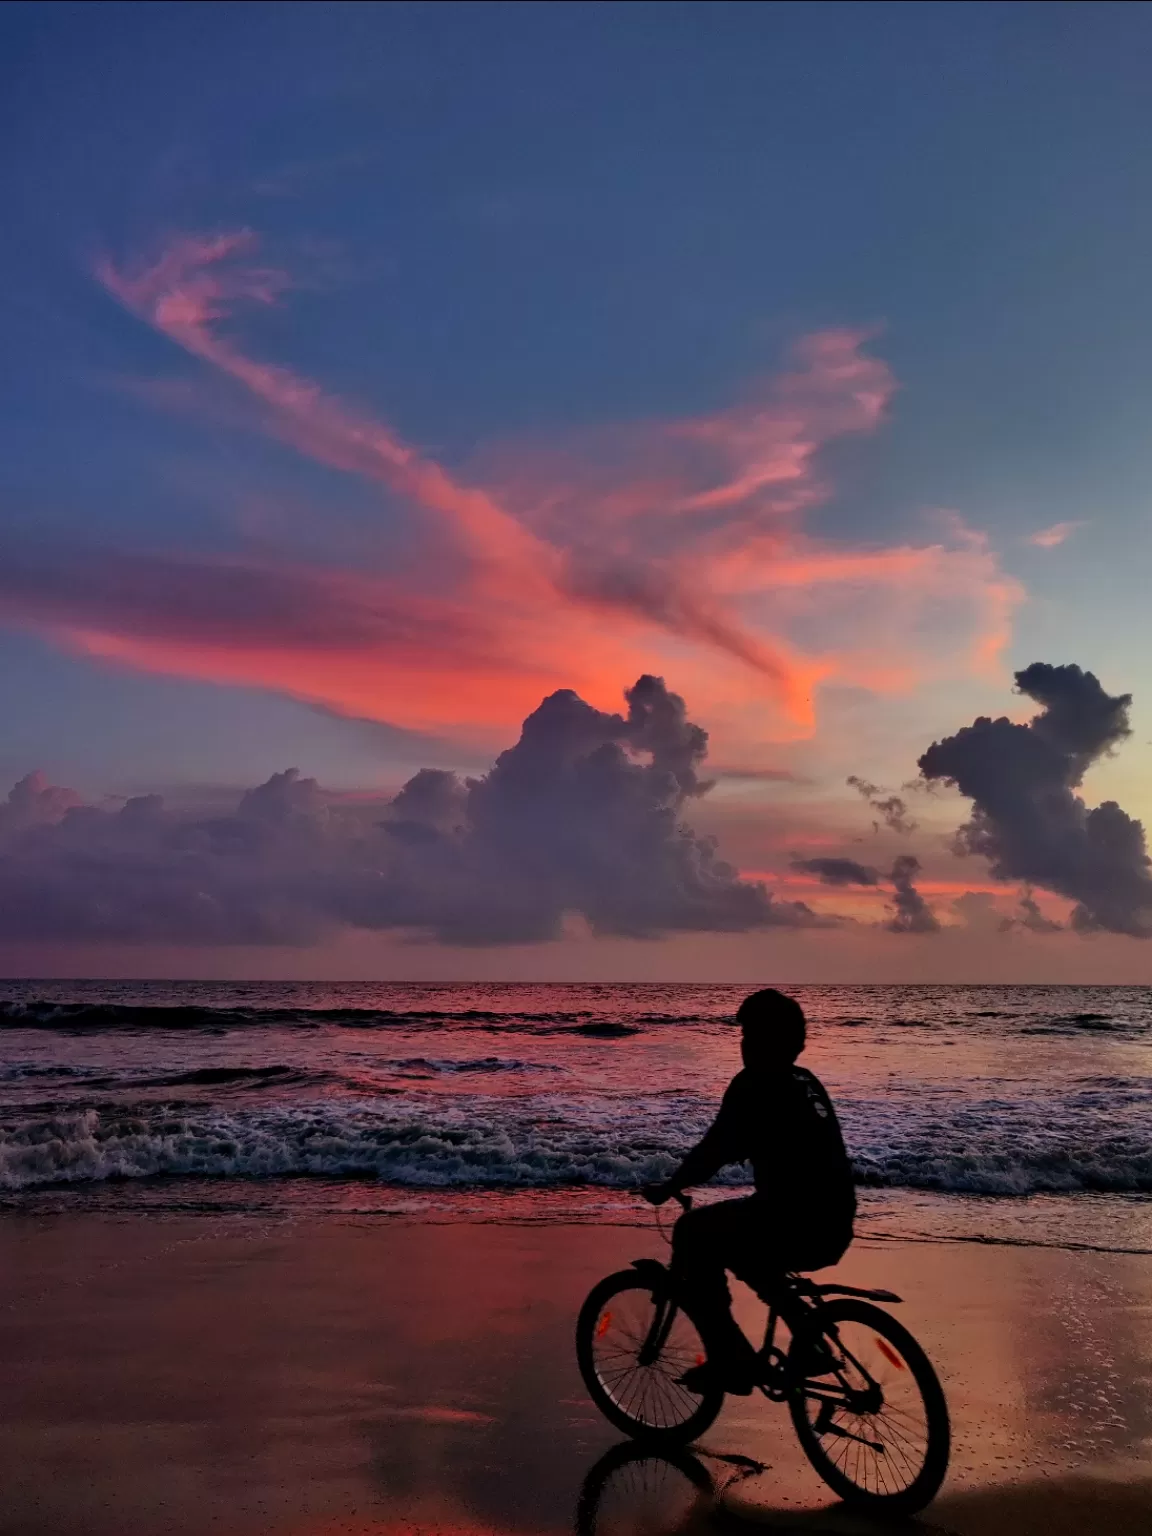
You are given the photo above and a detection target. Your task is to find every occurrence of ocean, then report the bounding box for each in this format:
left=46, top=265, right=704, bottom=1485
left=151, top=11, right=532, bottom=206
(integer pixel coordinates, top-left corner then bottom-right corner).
left=2, top=981, right=1150, bottom=1252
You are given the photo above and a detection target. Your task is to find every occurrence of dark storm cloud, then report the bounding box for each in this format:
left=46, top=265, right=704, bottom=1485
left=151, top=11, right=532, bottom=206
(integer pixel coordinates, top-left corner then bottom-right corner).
left=919, top=663, right=1152, bottom=937
left=0, top=678, right=832, bottom=947
left=885, top=853, right=939, bottom=934
left=846, top=775, right=917, bottom=835
left=790, top=856, right=881, bottom=886
left=790, top=850, right=937, bottom=935
left=1003, top=887, right=1063, bottom=935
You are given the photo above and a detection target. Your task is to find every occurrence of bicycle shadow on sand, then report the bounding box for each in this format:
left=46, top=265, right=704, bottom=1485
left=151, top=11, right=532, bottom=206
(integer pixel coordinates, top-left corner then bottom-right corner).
left=573, top=1441, right=1152, bottom=1536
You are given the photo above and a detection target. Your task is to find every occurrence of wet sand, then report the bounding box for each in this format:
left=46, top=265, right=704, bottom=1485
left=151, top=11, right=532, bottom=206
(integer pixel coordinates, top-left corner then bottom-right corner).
left=2, top=1211, right=1150, bottom=1535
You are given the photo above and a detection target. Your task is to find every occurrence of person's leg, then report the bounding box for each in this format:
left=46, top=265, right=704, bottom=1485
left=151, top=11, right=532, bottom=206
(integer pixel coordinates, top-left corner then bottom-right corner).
left=727, top=1219, right=851, bottom=1380
left=670, top=1197, right=762, bottom=1389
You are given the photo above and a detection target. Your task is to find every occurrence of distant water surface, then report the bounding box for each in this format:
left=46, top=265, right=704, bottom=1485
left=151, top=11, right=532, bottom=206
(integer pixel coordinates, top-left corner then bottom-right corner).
left=2, top=981, right=1149, bottom=1251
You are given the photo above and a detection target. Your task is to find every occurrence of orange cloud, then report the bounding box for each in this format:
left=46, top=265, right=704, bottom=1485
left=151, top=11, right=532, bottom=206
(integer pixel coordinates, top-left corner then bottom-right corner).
left=5, top=229, right=1028, bottom=755
left=0, top=546, right=650, bottom=742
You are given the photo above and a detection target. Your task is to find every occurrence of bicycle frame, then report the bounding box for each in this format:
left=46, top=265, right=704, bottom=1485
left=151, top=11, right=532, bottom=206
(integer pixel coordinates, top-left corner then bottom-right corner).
left=759, top=1278, right=894, bottom=1420
left=628, top=1256, right=898, bottom=1413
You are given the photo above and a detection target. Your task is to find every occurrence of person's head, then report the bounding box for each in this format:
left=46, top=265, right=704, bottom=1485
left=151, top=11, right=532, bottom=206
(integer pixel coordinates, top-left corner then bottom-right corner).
left=736, top=988, right=806, bottom=1070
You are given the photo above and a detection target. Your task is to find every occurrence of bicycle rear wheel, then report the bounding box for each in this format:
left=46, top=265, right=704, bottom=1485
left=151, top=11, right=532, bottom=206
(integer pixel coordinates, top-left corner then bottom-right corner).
left=788, top=1298, right=950, bottom=1512
left=576, top=1270, right=724, bottom=1443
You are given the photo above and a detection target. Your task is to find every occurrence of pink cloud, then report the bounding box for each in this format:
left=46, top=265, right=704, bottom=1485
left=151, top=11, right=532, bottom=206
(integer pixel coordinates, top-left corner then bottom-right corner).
left=1028, top=521, right=1083, bottom=549
left=4, top=229, right=1028, bottom=757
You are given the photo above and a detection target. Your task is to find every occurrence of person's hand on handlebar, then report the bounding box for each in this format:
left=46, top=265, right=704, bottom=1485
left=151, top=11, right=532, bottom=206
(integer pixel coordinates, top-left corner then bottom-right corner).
left=640, top=1181, right=681, bottom=1207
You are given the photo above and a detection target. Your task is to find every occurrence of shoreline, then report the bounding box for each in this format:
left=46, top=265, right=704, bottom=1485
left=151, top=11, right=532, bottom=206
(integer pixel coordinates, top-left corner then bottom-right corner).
left=6, top=1180, right=1149, bottom=1255
left=3, top=1210, right=1151, bottom=1534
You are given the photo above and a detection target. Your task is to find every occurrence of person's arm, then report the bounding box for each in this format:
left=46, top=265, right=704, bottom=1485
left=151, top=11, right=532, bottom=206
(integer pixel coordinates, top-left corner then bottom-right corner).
left=643, top=1078, right=747, bottom=1203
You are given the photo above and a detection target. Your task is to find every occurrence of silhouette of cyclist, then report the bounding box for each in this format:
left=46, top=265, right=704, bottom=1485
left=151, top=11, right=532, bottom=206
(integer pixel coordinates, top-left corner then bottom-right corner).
left=642, top=988, right=855, bottom=1394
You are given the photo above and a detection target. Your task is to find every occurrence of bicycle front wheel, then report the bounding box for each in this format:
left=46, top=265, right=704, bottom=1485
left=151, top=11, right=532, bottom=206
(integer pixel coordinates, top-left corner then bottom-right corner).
left=576, top=1271, right=724, bottom=1443
left=788, top=1298, right=950, bottom=1512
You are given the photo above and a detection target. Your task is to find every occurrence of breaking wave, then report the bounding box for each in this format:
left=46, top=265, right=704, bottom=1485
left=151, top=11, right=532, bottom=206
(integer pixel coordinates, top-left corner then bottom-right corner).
left=4, top=1097, right=1150, bottom=1197
left=3, top=985, right=1148, bottom=1222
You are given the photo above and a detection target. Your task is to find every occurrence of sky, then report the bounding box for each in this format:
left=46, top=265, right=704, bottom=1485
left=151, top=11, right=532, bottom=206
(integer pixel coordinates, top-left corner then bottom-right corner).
left=2, top=0, right=1152, bottom=980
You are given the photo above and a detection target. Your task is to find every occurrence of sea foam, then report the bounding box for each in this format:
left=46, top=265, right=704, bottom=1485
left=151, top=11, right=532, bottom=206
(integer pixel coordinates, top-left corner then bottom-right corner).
left=4, top=1094, right=1150, bottom=1196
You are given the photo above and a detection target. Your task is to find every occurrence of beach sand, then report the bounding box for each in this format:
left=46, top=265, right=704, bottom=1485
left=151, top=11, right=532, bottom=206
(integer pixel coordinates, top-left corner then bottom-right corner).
left=2, top=1210, right=1150, bottom=1535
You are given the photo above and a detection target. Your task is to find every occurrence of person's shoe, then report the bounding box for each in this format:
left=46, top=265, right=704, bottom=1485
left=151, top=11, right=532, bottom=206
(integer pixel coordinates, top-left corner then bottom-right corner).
left=676, top=1360, right=755, bottom=1396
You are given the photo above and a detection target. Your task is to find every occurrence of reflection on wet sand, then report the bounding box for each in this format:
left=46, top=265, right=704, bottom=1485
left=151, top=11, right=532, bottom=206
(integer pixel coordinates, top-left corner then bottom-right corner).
left=2, top=1215, right=1149, bottom=1535
left=576, top=1444, right=776, bottom=1536
left=574, top=1442, right=1152, bottom=1535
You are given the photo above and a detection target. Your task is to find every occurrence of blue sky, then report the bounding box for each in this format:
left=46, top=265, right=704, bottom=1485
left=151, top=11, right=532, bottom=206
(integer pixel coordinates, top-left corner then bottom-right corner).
left=2, top=1, right=1151, bottom=975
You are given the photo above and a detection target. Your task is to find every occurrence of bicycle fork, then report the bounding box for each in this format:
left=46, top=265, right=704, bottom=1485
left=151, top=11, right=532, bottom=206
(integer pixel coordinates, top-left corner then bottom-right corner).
left=638, top=1292, right=681, bottom=1367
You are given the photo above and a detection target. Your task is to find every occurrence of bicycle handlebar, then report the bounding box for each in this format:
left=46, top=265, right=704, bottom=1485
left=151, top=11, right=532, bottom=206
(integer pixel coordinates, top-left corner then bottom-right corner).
left=639, top=1187, right=692, bottom=1211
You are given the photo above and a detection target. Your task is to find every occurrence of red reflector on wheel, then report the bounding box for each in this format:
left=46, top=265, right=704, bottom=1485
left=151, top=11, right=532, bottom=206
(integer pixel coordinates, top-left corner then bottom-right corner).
left=596, top=1311, right=612, bottom=1338
left=876, top=1337, right=904, bottom=1370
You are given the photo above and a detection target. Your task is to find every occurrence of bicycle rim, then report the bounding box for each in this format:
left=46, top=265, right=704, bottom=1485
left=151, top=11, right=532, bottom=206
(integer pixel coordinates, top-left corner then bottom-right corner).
left=576, top=1273, right=723, bottom=1442
left=789, top=1299, right=950, bottom=1511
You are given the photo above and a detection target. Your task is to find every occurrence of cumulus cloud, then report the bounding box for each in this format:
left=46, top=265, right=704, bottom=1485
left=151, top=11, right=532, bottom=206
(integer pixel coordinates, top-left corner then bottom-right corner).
left=885, top=853, right=940, bottom=934
left=790, top=856, right=880, bottom=886
left=919, top=662, right=1152, bottom=937
left=846, top=775, right=917, bottom=835
left=0, top=677, right=831, bottom=947
left=0, top=772, right=83, bottom=833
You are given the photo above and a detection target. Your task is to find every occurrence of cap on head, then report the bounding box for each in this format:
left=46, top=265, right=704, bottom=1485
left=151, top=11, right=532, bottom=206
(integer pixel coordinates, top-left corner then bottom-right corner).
left=736, top=988, right=806, bottom=1068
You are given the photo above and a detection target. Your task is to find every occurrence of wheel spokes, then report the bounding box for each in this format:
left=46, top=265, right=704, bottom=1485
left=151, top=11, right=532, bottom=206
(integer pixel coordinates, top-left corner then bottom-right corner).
left=592, top=1289, right=709, bottom=1429
left=803, top=1320, right=931, bottom=1495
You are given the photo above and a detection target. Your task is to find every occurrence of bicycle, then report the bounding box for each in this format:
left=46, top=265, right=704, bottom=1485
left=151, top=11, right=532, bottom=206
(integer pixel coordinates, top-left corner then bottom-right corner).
left=575, top=1193, right=950, bottom=1513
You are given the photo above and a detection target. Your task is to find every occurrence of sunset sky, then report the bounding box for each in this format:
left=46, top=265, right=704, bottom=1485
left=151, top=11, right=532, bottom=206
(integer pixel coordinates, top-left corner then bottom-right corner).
left=3, top=1, right=1152, bottom=979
